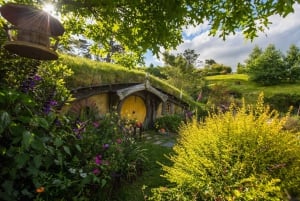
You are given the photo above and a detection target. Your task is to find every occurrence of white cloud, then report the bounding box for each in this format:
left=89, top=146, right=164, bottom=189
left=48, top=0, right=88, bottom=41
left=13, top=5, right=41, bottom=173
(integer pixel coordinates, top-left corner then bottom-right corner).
left=182, top=21, right=211, bottom=38
left=144, top=50, right=164, bottom=66
left=146, top=5, right=300, bottom=72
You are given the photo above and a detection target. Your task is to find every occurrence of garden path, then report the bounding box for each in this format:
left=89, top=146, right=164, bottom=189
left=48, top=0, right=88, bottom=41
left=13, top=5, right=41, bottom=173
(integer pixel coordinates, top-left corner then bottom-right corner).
left=142, top=131, right=177, bottom=147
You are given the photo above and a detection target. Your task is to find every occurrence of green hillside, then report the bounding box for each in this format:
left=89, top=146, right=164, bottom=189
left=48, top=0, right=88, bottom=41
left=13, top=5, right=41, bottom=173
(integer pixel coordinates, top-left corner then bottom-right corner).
left=206, top=74, right=300, bottom=104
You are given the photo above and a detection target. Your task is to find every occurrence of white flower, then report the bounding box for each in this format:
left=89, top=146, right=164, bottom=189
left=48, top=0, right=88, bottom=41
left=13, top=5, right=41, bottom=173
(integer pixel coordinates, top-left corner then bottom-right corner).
left=80, top=172, right=87, bottom=178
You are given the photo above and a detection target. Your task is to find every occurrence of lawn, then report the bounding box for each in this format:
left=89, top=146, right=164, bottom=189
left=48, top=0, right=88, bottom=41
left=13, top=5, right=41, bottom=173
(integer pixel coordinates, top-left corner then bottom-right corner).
left=111, top=132, right=176, bottom=201
left=205, top=73, right=300, bottom=104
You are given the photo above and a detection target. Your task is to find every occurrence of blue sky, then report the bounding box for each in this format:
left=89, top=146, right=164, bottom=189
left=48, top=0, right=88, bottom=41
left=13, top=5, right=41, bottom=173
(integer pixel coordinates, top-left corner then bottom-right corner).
left=145, top=5, right=300, bottom=72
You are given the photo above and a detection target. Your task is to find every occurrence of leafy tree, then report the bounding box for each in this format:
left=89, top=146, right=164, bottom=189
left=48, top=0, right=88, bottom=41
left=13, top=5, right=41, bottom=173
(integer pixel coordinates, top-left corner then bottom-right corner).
left=112, top=51, right=145, bottom=69
left=285, top=44, right=300, bottom=67
left=284, top=44, right=300, bottom=82
left=1, top=0, right=299, bottom=59
left=145, top=66, right=167, bottom=80
left=161, top=51, right=205, bottom=98
left=181, top=49, right=199, bottom=66
left=248, top=44, right=285, bottom=85
left=245, top=45, right=263, bottom=70
left=203, top=62, right=232, bottom=76
left=162, top=52, right=177, bottom=67
left=205, top=59, right=217, bottom=66
left=248, top=45, right=263, bottom=60
left=236, top=62, right=247, bottom=74
left=59, top=36, right=93, bottom=59
left=176, top=54, right=195, bottom=73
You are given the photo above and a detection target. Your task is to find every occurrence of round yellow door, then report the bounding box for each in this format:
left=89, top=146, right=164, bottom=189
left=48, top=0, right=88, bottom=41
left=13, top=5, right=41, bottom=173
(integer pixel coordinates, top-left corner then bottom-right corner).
left=120, top=95, right=146, bottom=123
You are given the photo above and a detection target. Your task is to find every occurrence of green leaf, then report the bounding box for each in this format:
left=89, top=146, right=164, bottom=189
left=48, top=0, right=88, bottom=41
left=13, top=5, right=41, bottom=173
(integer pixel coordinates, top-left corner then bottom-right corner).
left=38, top=117, right=49, bottom=129
left=54, top=138, right=63, bottom=147
left=9, top=124, right=26, bottom=137
left=75, top=144, right=81, bottom=152
left=0, top=111, right=11, bottom=134
left=30, top=117, right=49, bottom=129
left=22, top=131, right=34, bottom=150
left=101, top=179, right=107, bottom=188
left=21, top=188, right=32, bottom=197
left=18, top=116, right=32, bottom=124
left=1, top=180, right=14, bottom=195
left=33, top=155, right=42, bottom=168
left=63, top=146, right=71, bottom=156
left=56, top=152, right=63, bottom=166
left=15, top=153, right=30, bottom=168
left=27, top=164, right=39, bottom=176
left=31, top=139, right=44, bottom=151
left=81, top=174, right=92, bottom=185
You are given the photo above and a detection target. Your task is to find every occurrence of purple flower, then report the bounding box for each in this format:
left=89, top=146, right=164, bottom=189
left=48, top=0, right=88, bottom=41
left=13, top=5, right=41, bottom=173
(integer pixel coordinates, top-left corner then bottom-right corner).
left=43, top=104, right=51, bottom=114
left=93, top=168, right=100, bottom=175
left=21, top=74, right=42, bottom=93
left=73, top=120, right=87, bottom=138
left=93, top=121, right=100, bottom=128
left=54, top=118, right=62, bottom=127
left=95, top=155, right=102, bottom=165
left=49, top=100, right=58, bottom=106
left=21, top=80, right=35, bottom=93
left=33, top=75, right=42, bottom=81
left=103, top=144, right=109, bottom=149
left=42, top=100, right=57, bottom=114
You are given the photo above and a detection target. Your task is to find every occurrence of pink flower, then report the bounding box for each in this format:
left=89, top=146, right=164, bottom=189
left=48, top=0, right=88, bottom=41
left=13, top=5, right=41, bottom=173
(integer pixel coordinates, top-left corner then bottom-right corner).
left=116, top=138, right=122, bottom=144
left=93, top=168, right=100, bottom=175
left=95, top=155, right=102, bottom=165
left=93, top=121, right=100, bottom=128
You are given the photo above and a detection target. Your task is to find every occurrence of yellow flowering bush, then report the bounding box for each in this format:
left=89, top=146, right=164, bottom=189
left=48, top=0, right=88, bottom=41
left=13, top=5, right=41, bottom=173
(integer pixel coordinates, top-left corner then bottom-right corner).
left=149, top=94, right=300, bottom=200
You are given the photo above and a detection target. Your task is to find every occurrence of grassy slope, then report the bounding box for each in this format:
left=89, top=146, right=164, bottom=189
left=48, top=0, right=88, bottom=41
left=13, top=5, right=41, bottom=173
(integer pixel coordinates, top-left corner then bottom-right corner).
left=205, top=74, right=300, bottom=103
left=61, top=54, right=200, bottom=107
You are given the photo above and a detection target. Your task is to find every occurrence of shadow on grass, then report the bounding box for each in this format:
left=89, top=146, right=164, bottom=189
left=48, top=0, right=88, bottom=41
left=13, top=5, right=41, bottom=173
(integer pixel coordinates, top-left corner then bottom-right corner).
left=111, top=138, right=175, bottom=201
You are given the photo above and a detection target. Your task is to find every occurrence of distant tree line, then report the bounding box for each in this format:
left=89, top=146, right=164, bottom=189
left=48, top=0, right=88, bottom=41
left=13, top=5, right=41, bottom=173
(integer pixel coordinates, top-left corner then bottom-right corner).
left=238, top=44, right=300, bottom=86
left=201, top=59, right=232, bottom=76
left=145, top=49, right=233, bottom=101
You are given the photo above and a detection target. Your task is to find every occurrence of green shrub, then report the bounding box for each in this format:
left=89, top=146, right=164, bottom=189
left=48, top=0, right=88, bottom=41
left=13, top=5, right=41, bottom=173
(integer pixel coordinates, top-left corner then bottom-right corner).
left=154, top=114, right=183, bottom=133
left=0, top=50, right=147, bottom=200
left=149, top=94, right=300, bottom=200
left=207, top=84, right=242, bottom=112
left=265, top=93, right=300, bottom=114
left=0, top=89, right=83, bottom=200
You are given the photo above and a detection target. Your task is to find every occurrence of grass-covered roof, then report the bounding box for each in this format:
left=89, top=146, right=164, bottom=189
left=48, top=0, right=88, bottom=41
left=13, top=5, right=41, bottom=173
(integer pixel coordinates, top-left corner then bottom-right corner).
left=60, top=54, right=202, bottom=108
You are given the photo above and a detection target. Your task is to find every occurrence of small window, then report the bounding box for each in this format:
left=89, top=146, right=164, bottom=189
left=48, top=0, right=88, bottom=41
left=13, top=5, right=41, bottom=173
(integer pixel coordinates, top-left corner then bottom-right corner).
left=166, top=102, right=171, bottom=113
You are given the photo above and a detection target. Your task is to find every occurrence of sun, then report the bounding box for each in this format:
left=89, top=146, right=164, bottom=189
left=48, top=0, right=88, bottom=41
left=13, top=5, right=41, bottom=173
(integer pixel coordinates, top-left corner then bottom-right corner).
left=42, top=3, right=61, bottom=19
left=42, top=3, right=55, bottom=15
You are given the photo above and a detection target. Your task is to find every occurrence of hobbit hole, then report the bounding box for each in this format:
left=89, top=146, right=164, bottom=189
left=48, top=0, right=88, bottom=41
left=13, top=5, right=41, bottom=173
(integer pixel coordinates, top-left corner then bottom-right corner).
left=66, top=82, right=189, bottom=128
left=120, top=95, right=146, bottom=124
